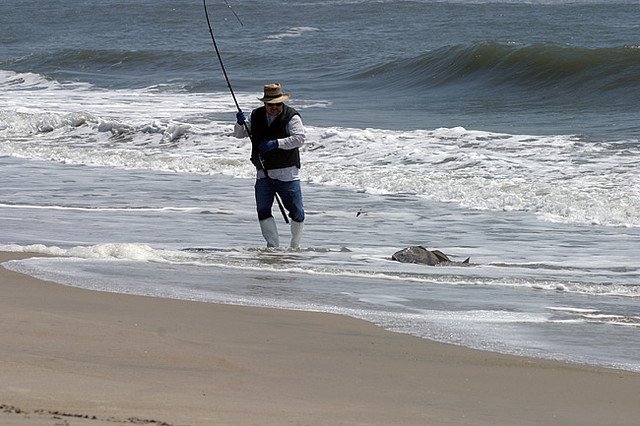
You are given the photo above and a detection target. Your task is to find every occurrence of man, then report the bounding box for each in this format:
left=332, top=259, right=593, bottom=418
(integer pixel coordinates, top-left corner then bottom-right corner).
left=234, top=83, right=305, bottom=248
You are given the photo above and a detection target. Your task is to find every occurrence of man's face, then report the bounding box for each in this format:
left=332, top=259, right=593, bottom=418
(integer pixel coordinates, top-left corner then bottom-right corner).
left=265, top=102, right=283, bottom=117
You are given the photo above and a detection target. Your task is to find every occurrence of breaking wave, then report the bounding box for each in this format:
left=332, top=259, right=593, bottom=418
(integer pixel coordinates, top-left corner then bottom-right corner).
left=1, top=68, right=639, bottom=228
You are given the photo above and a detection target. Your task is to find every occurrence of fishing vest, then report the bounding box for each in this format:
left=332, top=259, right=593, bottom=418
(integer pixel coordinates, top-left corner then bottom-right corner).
left=250, top=105, right=301, bottom=171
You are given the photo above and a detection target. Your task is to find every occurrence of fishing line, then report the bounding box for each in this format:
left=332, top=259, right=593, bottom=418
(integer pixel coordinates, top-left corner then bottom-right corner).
left=203, top=0, right=289, bottom=224
left=223, top=0, right=243, bottom=26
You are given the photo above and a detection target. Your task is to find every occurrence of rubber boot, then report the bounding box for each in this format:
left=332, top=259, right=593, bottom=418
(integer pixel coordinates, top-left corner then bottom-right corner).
left=290, top=220, right=304, bottom=249
left=259, top=217, right=279, bottom=248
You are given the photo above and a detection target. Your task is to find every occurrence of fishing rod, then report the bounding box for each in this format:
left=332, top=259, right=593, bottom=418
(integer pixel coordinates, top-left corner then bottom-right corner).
left=202, top=0, right=289, bottom=224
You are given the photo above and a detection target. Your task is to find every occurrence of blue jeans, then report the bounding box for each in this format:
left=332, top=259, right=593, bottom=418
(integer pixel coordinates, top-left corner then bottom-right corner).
left=255, top=178, right=305, bottom=222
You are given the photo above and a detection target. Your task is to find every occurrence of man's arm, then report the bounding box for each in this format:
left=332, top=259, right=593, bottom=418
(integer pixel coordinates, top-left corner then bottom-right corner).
left=277, top=115, right=305, bottom=149
left=233, top=120, right=251, bottom=138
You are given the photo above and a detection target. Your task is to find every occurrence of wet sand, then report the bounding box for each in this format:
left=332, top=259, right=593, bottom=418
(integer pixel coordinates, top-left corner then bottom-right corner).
left=1, top=251, right=639, bottom=425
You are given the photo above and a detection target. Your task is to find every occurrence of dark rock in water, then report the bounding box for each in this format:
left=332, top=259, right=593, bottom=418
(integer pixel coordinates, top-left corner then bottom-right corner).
left=392, top=246, right=470, bottom=266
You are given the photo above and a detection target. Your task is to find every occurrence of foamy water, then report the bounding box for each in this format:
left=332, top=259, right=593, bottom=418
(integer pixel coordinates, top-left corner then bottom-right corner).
left=2, top=70, right=638, bottom=228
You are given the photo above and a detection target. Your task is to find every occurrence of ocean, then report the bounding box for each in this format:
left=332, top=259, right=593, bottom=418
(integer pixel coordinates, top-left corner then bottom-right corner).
left=1, top=0, right=639, bottom=372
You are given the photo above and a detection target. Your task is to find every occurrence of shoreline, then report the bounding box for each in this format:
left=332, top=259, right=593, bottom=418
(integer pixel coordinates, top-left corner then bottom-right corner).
left=2, top=251, right=639, bottom=425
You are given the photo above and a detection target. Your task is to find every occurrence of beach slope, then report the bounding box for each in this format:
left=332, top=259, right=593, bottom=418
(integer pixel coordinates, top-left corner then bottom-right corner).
left=1, top=252, right=639, bottom=425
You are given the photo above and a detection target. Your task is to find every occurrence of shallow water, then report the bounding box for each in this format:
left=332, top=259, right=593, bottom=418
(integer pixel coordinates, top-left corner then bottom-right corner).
left=2, top=156, right=639, bottom=372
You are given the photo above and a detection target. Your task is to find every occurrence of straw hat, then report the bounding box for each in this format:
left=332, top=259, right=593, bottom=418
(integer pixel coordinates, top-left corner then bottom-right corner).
left=258, top=83, right=290, bottom=104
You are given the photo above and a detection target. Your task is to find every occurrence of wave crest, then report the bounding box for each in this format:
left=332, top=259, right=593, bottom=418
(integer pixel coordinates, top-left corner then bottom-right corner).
left=356, top=42, right=640, bottom=100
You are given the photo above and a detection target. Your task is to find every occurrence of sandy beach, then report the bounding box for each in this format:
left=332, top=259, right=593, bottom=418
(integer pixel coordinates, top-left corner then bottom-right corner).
left=1, top=252, right=639, bottom=425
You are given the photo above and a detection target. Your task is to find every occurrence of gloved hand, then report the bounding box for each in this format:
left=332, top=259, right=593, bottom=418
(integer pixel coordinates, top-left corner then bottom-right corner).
left=259, top=139, right=278, bottom=153
left=236, top=111, right=246, bottom=125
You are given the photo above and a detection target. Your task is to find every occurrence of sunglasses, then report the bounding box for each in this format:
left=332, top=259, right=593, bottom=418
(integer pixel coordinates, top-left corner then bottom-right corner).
left=266, top=102, right=283, bottom=107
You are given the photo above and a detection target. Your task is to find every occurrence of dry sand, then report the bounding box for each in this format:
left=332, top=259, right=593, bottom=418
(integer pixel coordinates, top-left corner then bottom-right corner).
left=1, top=251, right=639, bottom=425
